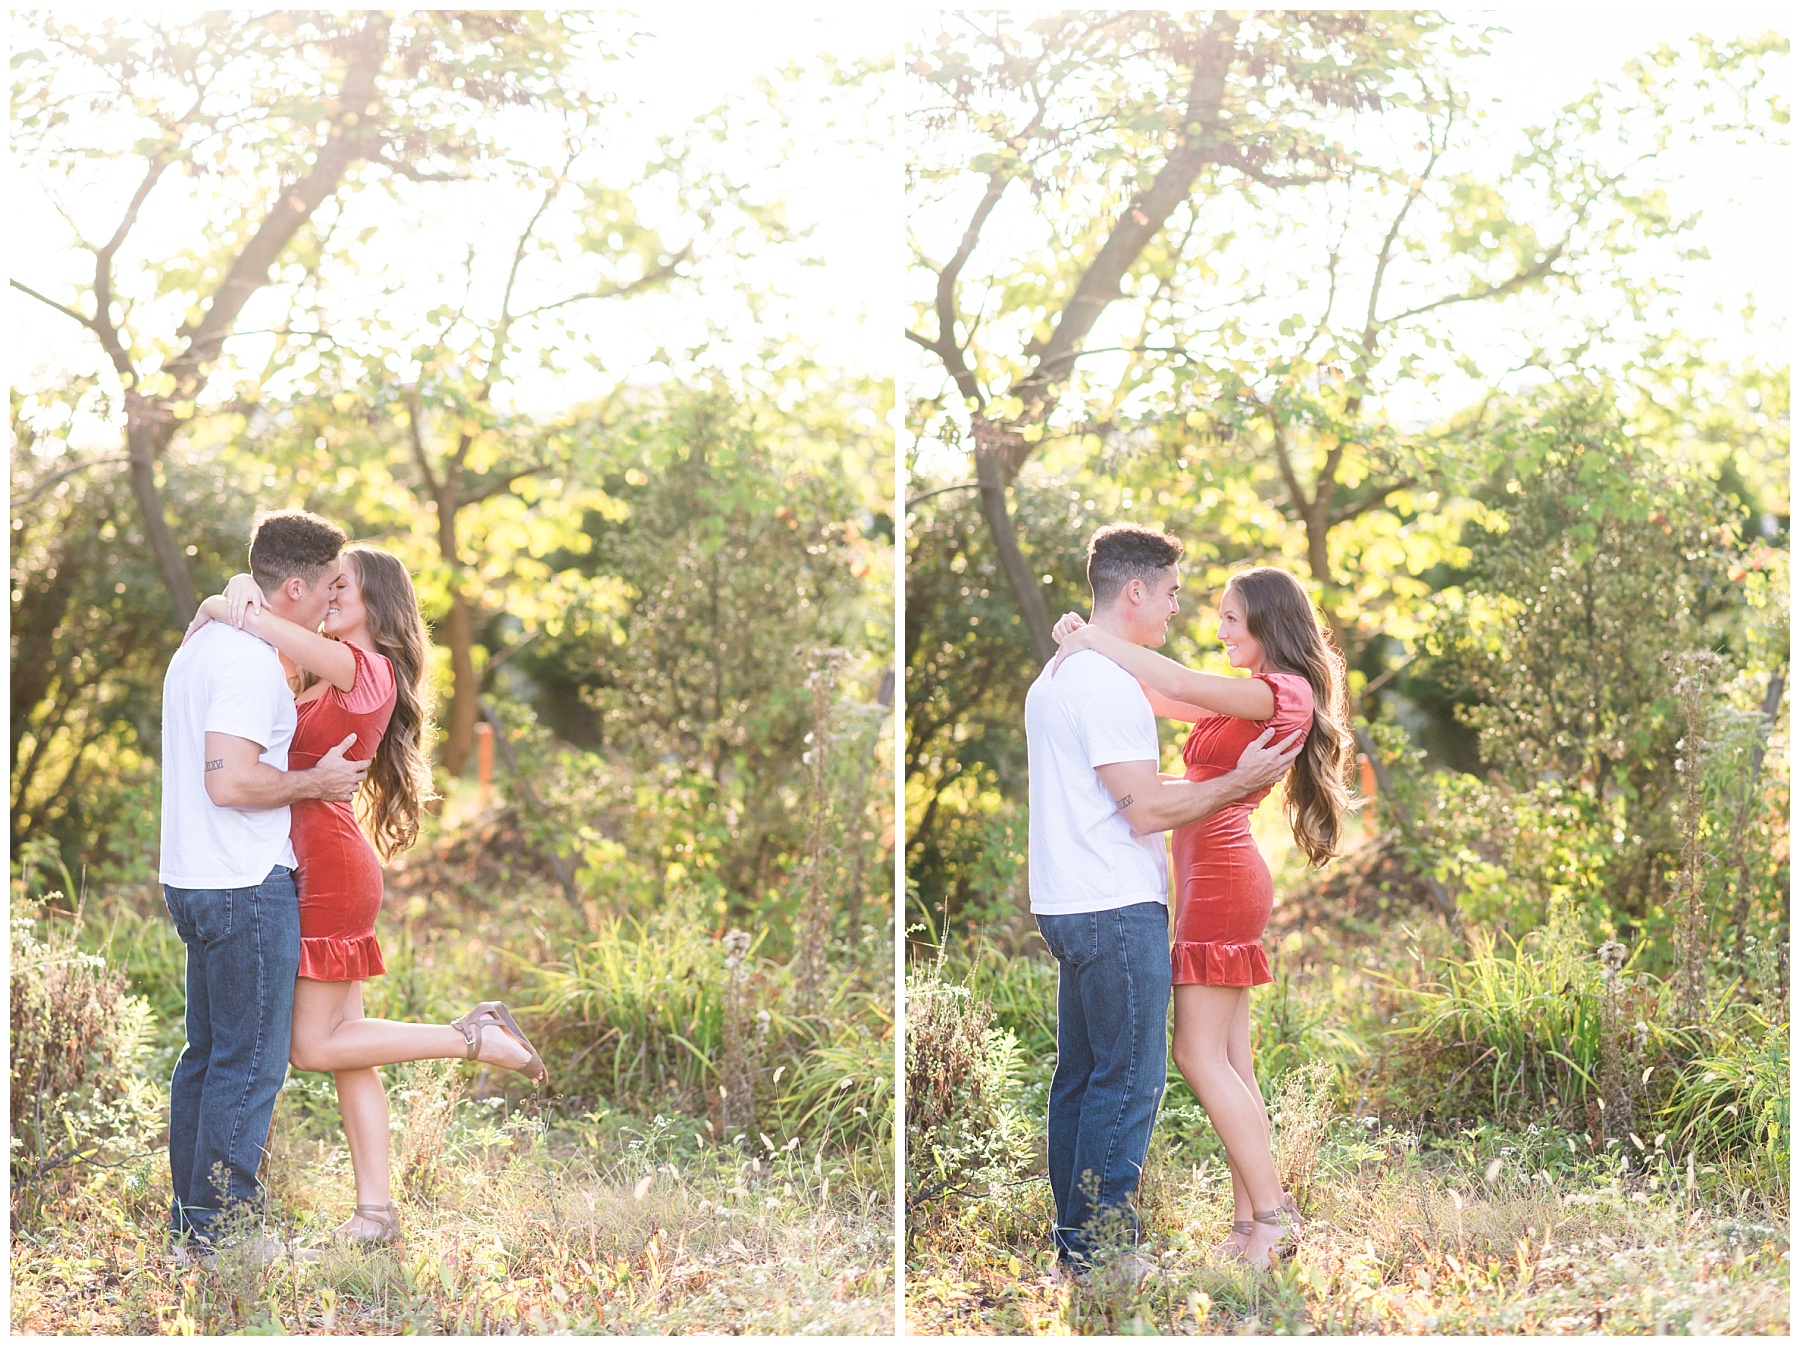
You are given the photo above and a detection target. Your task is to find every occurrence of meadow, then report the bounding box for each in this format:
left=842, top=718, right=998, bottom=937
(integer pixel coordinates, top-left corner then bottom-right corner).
left=12, top=780, right=896, bottom=1336
left=905, top=826, right=1790, bottom=1336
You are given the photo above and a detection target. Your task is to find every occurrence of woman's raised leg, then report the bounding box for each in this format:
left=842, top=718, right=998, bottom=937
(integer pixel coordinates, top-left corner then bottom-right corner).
left=1170, top=983, right=1287, bottom=1267
left=289, top=977, right=530, bottom=1074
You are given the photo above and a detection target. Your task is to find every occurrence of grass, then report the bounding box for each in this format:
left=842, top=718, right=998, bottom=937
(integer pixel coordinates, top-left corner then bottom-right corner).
left=12, top=807, right=896, bottom=1336
left=12, top=1070, right=893, bottom=1335
left=906, top=836, right=1790, bottom=1335
left=906, top=1109, right=1789, bottom=1335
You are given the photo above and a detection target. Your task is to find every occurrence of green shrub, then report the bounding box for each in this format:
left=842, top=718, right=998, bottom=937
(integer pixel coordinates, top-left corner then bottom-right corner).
left=1661, top=1013, right=1790, bottom=1187
left=524, top=893, right=729, bottom=1109
left=9, top=911, right=162, bottom=1224
left=524, top=892, right=892, bottom=1154
left=1386, top=905, right=1658, bottom=1127
left=904, top=960, right=1035, bottom=1212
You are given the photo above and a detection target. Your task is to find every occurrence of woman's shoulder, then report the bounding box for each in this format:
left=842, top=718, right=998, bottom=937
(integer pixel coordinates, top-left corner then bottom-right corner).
left=1256, top=670, right=1316, bottom=727
left=336, top=640, right=397, bottom=714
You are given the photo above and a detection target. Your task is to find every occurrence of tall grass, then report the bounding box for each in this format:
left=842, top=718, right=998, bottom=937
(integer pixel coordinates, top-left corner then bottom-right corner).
left=525, top=894, right=892, bottom=1164
left=1388, top=906, right=1633, bottom=1126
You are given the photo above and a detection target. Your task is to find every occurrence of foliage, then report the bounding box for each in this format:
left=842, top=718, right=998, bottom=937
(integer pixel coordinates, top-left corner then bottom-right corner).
left=1661, top=1014, right=1790, bottom=1187
left=904, top=958, right=1036, bottom=1214
left=1385, top=906, right=1642, bottom=1130
left=1420, top=390, right=1743, bottom=891
left=9, top=420, right=254, bottom=881
left=9, top=909, right=163, bottom=1224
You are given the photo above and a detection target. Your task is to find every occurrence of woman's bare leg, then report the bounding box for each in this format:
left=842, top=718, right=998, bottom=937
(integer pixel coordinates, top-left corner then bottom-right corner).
left=290, top=977, right=529, bottom=1240
left=1176, top=986, right=1252, bottom=1253
left=328, top=984, right=393, bottom=1237
left=289, top=977, right=529, bottom=1074
left=1171, top=983, right=1286, bottom=1266
left=1226, top=987, right=1273, bottom=1198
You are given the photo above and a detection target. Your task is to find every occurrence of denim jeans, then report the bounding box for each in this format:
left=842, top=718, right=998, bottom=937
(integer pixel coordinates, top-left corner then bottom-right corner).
left=163, top=865, right=300, bottom=1242
left=1035, top=901, right=1172, bottom=1265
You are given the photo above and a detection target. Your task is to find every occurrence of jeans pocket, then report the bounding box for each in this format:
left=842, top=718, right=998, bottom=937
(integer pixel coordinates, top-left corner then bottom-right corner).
left=1037, top=912, right=1097, bottom=968
left=186, top=889, right=234, bottom=947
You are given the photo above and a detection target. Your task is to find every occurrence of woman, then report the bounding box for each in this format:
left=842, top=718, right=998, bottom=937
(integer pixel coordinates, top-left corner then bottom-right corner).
left=1051, top=565, right=1354, bottom=1270
left=186, top=545, right=547, bottom=1245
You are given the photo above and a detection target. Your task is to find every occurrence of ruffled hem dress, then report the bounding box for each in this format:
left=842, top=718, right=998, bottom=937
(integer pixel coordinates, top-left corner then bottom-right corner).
left=288, top=641, right=397, bottom=982
left=1169, top=670, right=1315, bottom=987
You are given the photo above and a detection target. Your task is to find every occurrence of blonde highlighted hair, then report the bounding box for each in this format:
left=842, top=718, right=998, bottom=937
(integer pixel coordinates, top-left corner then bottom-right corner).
left=301, top=545, right=438, bottom=859
left=1224, top=566, right=1356, bottom=866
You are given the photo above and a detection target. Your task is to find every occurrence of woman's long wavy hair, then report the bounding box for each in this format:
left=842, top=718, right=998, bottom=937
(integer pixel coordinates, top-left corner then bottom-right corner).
left=1225, top=566, right=1356, bottom=866
left=307, top=546, right=437, bottom=860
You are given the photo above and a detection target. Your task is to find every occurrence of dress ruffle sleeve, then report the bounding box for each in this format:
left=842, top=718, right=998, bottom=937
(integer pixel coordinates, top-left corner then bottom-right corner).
left=335, top=641, right=397, bottom=717
left=1254, top=670, right=1315, bottom=738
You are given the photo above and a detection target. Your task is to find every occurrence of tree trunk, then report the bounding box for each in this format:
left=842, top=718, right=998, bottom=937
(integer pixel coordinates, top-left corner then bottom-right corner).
left=126, top=412, right=198, bottom=623
left=973, top=424, right=1055, bottom=663
left=440, top=583, right=480, bottom=776
left=973, top=17, right=1240, bottom=657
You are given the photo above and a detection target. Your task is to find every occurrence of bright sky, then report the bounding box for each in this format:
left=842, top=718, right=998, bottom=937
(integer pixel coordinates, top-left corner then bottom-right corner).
left=10, top=8, right=898, bottom=453
left=905, top=7, right=1790, bottom=476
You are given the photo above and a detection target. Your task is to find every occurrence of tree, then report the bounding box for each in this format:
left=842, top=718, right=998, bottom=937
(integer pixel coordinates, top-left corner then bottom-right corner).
left=908, top=11, right=1449, bottom=658
left=907, top=14, right=1786, bottom=663
left=11, top=11, right=608, bottom=622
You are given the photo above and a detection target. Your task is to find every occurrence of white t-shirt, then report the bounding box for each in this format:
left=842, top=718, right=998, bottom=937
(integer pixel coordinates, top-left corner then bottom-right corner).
left=1025, top=649, right=1169, bottom=915
left=159, top=622, right=300, bottom=888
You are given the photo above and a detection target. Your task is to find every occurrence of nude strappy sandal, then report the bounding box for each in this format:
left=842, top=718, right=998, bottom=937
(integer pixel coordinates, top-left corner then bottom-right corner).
left=1245, top=1205, right=1302, bottom=1270
left=344, top=1201, right=402, bottom=1246
left=1211, top=1218, right=1256, bottom=1259
left=451, top=1000, right=548, bottom=1087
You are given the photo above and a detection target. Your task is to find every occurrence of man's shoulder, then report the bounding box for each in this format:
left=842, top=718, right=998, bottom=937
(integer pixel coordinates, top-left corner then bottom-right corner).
left=1056, top=650, right=1147, bottom=701
left=1027, top=651, right=1147, bottom=722
left=170, top=624, right=281, bottom=683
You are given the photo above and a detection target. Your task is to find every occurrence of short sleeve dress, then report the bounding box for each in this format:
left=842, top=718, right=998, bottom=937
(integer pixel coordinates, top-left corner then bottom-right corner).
left=287, top=642, right=397, bottom=982
left=1169, top=671, right=1315, bottom=986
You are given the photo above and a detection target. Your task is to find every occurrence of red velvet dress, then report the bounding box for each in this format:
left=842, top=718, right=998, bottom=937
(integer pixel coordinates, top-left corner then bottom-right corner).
left=1170, top=671, right=1315, bottom=986
left=288, top=641, right=396, bottom=982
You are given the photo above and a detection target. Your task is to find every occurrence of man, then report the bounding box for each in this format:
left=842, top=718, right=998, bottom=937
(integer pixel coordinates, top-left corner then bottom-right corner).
left=1025, top=523, right=1302, bottom=1272
left=160, top=509, right=367, bottom=1255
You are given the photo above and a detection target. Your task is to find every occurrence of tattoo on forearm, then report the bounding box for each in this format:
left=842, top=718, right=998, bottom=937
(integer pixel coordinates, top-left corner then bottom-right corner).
left=1113, top=793, right=1133, bottom=811
left=205, top=759, right=224, bottom=772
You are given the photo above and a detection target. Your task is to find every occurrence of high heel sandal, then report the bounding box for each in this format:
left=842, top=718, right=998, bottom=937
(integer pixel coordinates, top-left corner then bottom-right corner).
left=1211, top=1218, right=1256, bottom=1259
left=343, top=1201, right=402, bottom=1246
left=1247, top=1205, right=1301, bottom=1270
left=451, top=1000, right=549, bottom=1087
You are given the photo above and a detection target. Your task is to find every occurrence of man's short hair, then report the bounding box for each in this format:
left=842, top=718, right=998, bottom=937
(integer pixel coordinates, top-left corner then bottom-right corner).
left=249, top=510, right=347, bottom=594
left=1087, top=523, right=1184, bottom=607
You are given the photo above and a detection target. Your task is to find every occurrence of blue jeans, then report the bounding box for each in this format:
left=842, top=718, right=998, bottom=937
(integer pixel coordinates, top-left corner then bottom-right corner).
left=1035, top=901, right=1172, bottom=1265
left=163, top=866, right=301, bottom=1242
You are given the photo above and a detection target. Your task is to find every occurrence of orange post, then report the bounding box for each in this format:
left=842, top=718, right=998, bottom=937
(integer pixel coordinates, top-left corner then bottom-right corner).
left=1359, top=753, right=1377, bottom=830
left=475, top=721, right=494, bottom=807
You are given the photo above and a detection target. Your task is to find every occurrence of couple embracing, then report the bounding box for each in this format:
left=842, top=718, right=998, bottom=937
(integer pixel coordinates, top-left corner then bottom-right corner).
left=159, top=509, right=546, bottom=1260
left=1025, top=523, right=1354, bottom=1275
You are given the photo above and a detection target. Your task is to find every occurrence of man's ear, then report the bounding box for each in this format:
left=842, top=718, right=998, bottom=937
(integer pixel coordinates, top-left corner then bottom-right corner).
left=1121, top=577, right=1144, bottom=607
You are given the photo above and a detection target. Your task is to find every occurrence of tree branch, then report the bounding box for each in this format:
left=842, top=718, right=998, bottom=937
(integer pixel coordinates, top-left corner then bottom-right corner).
left=404, top=392, right=442, bottom=498
left=1010, top=15, right=1241, bottom=441
left=513, top=246, right=694, bottom=322
left=1327, top=477, right=1418, bottom=527
left=10, top=280, right=100, bottom=336
left=904, top=480, right=980, bottom=510
left=14, top=455, right=131, bottom=508
left=459, top=461, right=555, bottom=506
left=920, top=172, right=1008, bottom=409
left=1381, top=241, right=1569, bottom=326
left=162, top=13, right=391, bottom=401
